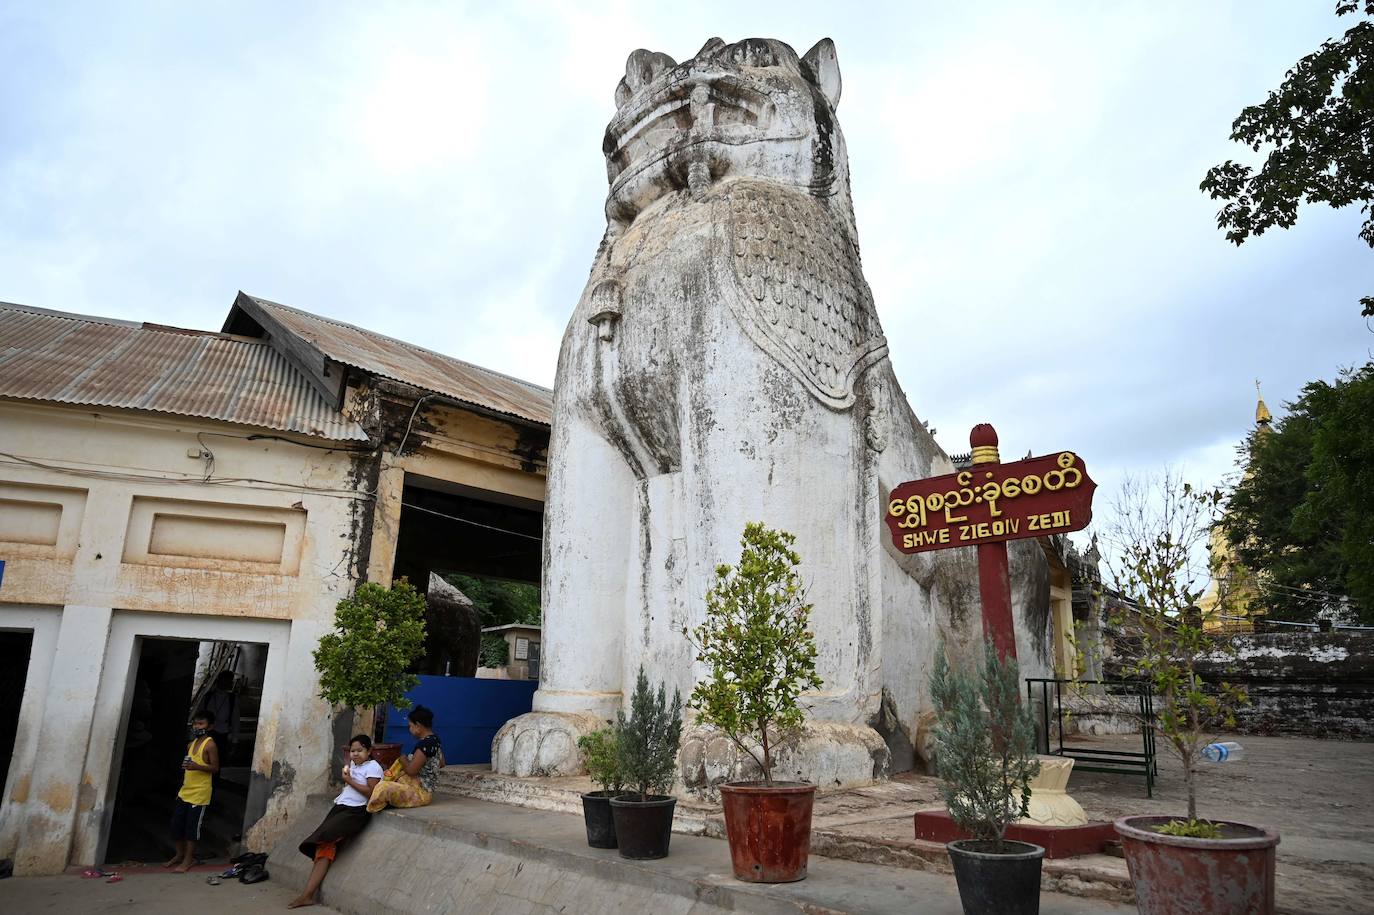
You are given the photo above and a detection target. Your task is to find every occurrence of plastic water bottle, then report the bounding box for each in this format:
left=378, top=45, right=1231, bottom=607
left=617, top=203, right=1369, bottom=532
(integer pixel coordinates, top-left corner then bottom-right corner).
left=1201, top=741, right=1244, bottom=762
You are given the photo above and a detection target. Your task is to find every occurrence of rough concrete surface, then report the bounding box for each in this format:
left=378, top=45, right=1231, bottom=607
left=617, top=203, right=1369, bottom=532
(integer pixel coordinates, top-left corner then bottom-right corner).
left=0, top=869, right=341, bottom=914
left=266, top=793, right=1130, bottom=915
left=444, top=732, right=1374, bottom=915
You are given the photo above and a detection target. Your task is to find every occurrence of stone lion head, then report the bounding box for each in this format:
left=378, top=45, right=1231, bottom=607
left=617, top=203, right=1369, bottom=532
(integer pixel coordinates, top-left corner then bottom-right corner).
left=603, top=37, right=848, bottom=227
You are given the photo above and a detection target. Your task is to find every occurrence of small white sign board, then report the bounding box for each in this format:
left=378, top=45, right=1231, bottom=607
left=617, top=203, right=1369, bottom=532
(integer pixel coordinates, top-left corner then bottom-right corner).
left=514, top=637, right=529, bottom=660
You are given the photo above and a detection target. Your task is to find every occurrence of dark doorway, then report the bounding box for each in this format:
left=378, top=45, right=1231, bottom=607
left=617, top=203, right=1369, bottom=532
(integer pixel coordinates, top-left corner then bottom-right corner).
left=393, top=478, right=543, bottom=586
left=392, top=478, right=543, bottom=676
left=0, top=631, right=34, bottom=800
left=103, top=637, right=268, bottom=866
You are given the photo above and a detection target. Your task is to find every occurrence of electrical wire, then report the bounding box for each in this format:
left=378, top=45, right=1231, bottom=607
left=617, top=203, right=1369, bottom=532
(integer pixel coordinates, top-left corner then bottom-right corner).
left=399, top=500, right=542, bottom=542
left=0, top=452, right=375, bottom=500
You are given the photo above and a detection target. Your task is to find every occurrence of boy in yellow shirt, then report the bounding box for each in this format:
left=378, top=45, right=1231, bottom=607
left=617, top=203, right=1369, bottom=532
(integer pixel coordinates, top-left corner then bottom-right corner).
left=164, top=711, right=219, bottom=873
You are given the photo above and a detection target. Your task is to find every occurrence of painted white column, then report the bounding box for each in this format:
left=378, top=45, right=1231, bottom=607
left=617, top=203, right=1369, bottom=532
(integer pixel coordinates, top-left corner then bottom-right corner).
left=14, top=604, right=113, bottom=875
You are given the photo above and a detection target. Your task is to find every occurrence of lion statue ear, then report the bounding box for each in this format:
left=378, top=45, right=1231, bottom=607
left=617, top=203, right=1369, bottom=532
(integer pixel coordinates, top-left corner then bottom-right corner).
left=802, top=38, right=841, bottom=109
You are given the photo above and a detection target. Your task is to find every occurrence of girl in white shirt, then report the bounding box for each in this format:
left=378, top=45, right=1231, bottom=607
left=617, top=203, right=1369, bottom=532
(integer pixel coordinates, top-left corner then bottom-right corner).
left=288, top=735, right=385, bottom=908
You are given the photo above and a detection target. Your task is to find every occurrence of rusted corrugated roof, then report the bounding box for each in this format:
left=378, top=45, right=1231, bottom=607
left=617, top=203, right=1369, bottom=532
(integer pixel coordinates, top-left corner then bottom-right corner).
left=0, top=302, right=368, bottom=441
left=236, top=295, right=553, bottom=427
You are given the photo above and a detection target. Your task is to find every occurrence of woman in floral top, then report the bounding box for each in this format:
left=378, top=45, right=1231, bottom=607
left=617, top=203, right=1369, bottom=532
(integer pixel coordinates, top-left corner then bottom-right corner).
left=366, top=705, right=444, bottom=811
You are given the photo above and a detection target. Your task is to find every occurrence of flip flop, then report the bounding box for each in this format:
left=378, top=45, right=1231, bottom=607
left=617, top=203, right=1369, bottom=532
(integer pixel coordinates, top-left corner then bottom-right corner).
left=105, top=874, right=122, bottom=884
left=206, top=875, right=222, bottom=886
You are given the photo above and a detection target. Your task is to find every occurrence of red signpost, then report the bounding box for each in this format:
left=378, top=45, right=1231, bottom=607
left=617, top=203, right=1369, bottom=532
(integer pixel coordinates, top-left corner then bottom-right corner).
left=884, top=424, right=1096, bottom=659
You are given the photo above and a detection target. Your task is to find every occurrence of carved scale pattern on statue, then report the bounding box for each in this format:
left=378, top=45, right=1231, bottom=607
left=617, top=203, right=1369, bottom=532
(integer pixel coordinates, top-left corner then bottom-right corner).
left=718, top=180, right=888, bottom=411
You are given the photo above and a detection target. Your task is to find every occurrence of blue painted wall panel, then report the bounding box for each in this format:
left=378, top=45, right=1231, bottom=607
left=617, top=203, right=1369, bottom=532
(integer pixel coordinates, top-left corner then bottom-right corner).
left=383, top=676, right=537, bottom=765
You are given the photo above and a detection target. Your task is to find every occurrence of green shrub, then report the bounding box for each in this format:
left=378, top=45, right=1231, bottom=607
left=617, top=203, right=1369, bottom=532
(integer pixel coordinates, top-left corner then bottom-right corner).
left=313, top=579, right=427, bottom=710
left=686, top=522, right=822, bottom=786
left=1155, top=818, right=1223, bottom=839
left=479, top=633, right=509, bottom=668
left=930, top=640, right=1040, bottom=850
left=577, top=728, right=623, bottom=794
left=616, top=666, right=682, bottom=801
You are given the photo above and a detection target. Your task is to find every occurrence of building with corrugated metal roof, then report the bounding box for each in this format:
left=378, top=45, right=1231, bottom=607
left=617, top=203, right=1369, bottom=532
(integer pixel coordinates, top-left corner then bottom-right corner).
left=0, top=294, right=550, bottom=875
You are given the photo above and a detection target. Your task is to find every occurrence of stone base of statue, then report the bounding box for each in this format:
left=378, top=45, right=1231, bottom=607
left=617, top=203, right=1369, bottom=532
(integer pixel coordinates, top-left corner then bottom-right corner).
left=491, top=711, right=606, bottom=778
left=913, top=753, right=1107, bottom=858
left=1017, top=755, right=1088, bottom=827
left=679, top=721, right=891, bottom=798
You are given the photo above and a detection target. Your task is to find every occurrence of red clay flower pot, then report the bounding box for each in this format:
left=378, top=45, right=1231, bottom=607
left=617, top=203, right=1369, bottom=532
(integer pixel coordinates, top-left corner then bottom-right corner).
left=1114, top=815, right=1280, bottom=915
left=718, top=781, right=816, bottom=883
left=370, top=742, right=403, bottom=769
left=343, top=742, right=402, bottom=769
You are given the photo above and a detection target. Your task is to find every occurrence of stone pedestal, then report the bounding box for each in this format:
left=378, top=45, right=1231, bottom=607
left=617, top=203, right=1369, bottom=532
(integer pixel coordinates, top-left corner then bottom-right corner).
left=490, top=712, right=606, bottom=778
left=1017, top=755, right=1087, bottom=827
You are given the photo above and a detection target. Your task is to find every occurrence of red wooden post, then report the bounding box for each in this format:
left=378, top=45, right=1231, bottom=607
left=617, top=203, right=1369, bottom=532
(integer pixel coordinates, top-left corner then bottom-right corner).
left=970, top=423, right=1017, bottom=661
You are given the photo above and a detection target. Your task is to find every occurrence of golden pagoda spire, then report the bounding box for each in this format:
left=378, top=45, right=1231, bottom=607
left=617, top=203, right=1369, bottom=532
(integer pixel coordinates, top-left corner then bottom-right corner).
left=1255, top=379, right=1272, bottom=428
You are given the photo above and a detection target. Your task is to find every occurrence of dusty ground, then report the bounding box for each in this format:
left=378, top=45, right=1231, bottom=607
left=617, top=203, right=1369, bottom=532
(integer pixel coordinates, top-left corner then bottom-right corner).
left=441, top=732, right=1373, bottom=915
left=819, top=733, right=1374, bottom=915
left=1064, top=732, right=1374, bottom=915
left=0, top=867, right=341, bottom=914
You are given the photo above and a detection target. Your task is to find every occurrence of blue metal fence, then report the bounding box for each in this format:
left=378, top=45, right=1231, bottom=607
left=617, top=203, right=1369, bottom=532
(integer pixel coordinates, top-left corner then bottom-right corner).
left=383, top=676, right=537, bottom=765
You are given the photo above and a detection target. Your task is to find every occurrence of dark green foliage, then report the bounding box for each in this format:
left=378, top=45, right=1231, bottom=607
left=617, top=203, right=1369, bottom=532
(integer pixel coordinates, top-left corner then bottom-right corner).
left=1224, top=363, right=1373, bottom=624
left=445, top=572, right=541, bottom=627
left=1154, top=818, right=1223, bottom=839
left=616, top=666, right=683, bottom=801
left=930, top=641, right=1040, bottom=850
left=313, top=579, right=427, bottom=710
left=686, top=522, right=823, bottom=786
left=479, top=634, right=509, bottom=668
left=1200, top=2, right=1374, bottom=317
left=577, top=728, right=623, bottom=793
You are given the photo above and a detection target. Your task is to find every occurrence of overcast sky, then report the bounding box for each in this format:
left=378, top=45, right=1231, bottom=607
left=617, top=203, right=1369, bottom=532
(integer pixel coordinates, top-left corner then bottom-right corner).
left=2, top=1, right=1369, bottom=511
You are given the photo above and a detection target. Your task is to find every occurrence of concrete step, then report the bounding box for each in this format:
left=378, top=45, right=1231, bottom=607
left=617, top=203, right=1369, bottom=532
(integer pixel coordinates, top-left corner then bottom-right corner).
left=269, top=794, right=1134, bottom=915
left=433, top=765, right=1135, bottom=905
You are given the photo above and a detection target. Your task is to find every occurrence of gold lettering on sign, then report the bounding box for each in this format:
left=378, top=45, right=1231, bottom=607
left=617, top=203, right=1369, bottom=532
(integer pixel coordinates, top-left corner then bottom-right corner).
left=886, top=453, right=1084, bottom=533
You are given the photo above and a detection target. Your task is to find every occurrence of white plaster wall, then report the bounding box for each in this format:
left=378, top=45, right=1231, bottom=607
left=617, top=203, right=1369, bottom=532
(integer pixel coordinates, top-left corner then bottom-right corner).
left=0, top=603, right=61, bottom=858
left=0, top=402, right=362, bottom=873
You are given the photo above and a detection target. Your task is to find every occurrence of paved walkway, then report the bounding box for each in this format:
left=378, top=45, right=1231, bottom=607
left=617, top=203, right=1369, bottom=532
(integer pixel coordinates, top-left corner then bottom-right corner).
left=265, top=794, right=1132, bottom=915
left=0, top=869, right=340, bottom=914
left=439, top=732, right=1374, bottom=915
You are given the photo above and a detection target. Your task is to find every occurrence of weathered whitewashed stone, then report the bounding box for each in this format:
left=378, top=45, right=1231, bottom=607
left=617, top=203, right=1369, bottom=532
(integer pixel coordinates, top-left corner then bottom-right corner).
left=494, top=37, right=1052, bottom=784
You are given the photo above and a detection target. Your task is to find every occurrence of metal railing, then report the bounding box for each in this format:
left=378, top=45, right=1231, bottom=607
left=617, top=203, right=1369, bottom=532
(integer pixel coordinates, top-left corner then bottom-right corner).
left=1025, top=677, right=1158, bottom=797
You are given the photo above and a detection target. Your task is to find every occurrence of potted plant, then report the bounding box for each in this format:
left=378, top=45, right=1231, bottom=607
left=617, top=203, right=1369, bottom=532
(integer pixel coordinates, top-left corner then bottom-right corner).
left=576, top=727, right=623, bottom=848
left=608, top=666, right=682, bottom=860
left=685, top=522, right=824, bottom=884
left=930, top=640, right=1043, bottom=915
left=313, top=579, right=428, bottom=769
left=1103, top=475, right=1277, bottom=915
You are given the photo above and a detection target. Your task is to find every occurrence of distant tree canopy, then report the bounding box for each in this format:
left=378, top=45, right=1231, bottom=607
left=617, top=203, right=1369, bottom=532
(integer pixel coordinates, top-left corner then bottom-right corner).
left=446, top=572, right=540, bottom=671
left=445, top=572, right=540, bottom=628
left=1223, top=363, right=1374, bottom=624
left=1200, top=1, right=1374, bottom=317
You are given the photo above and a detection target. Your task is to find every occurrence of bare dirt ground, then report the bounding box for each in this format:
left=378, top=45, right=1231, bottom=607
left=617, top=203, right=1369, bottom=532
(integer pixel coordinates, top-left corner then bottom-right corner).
left=798, top=731, right=1373, bottom=914
left=1061, top=732, right=1374, bottom=915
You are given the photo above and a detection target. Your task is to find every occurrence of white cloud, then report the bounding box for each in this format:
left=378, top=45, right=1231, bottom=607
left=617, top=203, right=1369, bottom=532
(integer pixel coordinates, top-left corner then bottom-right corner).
left=0, top=1, right=1368, bottom=500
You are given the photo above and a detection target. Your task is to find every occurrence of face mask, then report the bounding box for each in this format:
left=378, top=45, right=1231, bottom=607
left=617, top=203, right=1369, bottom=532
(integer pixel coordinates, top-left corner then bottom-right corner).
left=192, top=727, right=207, bottom=737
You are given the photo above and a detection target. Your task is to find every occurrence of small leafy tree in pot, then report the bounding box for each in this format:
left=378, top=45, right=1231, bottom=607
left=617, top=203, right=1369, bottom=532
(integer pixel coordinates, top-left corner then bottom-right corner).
left=577, top=727, right=623, bottom=794
left=930, top=640, right=1041, bottom=851
left=313, top=580, right=428, bottom=736
left=1101, top=473, right=1248, bottom=838
left=686, top=522, right=823, bottom=784
left=617, top=666, right=683, bottom=802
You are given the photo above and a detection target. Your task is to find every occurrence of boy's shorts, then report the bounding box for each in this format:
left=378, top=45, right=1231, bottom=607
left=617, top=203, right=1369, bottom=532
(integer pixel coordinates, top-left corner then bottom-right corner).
left=170, top=800, right=209, bottom=841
